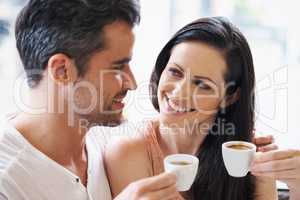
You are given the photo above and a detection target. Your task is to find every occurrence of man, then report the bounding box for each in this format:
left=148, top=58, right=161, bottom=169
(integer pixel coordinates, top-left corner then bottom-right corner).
left=0, top=0, right=178, bottom=199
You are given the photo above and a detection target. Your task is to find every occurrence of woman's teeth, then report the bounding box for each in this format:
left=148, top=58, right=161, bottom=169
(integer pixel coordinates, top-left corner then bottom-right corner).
left=167, top=98, right=194, bottom=113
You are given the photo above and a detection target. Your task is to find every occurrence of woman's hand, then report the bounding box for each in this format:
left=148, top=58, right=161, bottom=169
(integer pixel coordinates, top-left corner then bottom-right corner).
left=251, top=149, right=300, bottom=200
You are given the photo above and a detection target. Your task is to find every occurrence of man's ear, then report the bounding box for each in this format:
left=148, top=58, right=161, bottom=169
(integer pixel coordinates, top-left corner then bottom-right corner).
left=48, top=54, right=78, bottom=84
left=220, top=88, right=240, bottom=109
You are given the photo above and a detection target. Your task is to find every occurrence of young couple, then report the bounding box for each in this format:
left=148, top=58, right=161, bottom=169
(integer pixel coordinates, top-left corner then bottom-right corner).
left=0, top=0, right=299, bottom=200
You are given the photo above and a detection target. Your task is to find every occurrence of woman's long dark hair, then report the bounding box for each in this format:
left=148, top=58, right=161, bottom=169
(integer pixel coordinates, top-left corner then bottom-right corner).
left=149, top=17, right=255, bottom=200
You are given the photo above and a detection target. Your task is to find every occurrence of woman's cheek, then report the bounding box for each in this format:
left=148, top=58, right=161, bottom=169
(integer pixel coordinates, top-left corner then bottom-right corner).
left=193, top=95, right=220, bottom=114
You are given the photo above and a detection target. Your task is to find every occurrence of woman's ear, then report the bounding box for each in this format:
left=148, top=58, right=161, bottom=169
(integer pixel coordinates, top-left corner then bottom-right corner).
left=48, top=54, right=78, bottom=85
left=220, top=88, right=240, bottom=109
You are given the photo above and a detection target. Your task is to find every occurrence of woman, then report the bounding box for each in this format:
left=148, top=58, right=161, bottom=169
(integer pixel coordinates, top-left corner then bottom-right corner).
left=104, top=17, right=278, bottom=200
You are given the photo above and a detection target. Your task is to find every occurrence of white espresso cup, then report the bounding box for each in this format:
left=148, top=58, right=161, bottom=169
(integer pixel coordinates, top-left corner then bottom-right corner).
left=164, top=154, right=199, bottom=191
left=222, top=141, right=256, bottom=177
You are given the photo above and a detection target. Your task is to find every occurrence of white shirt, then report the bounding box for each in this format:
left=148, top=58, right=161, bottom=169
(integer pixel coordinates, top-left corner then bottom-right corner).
left=0, top=116, right=112, bottom=200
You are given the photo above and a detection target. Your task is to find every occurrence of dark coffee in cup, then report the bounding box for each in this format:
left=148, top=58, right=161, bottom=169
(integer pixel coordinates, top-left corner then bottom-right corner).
left=170, top=161, right=191, bottom=165
left=227, top=144, right=252, bottom=150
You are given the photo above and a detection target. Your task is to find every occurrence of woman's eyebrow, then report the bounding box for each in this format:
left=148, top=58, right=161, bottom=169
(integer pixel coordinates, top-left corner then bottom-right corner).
left=193, top=75, right=217, bottom=85
left=172, top=63, right=184, bottom=72
left=172, top=62, right=217, bottom=85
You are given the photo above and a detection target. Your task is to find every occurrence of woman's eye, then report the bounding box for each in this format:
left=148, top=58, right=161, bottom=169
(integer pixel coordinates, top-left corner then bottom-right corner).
left=194, top=80, right=211, bottom=90
left=168, top=68, right=183, bottom=77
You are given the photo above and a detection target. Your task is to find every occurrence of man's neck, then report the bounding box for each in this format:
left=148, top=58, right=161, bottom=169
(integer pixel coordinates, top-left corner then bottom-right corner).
left=11, top=112, right=88, bottom=167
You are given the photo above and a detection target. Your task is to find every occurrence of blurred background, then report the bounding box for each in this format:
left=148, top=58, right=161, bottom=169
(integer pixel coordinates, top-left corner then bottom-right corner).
left=0, top=0, right=299, bottom=153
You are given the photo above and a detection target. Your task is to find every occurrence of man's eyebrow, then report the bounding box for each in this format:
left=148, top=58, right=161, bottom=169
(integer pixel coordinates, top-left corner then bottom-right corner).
left=112, top=57, right=132, bottom=65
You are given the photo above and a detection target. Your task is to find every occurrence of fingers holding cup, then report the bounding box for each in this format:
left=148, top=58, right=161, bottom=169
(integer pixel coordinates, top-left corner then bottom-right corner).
left=251, top=149, right=300, bottom=182
left=253, top=135, right=277, bottom=152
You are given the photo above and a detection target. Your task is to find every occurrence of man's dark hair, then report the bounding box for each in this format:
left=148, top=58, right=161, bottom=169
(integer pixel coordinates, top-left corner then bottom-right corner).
left=15, top=0, right=140, bottom=87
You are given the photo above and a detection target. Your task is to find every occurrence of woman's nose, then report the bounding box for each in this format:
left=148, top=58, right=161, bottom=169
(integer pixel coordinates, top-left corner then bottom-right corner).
left=168, top=79, right=192, bottom=103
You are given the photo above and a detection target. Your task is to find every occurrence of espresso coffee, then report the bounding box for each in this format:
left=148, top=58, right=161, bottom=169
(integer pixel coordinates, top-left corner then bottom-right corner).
left=222, top=141, right=256, bottom=177
left=227, top=144, right=252, bottom=150
left=164, top=154, right=199, bottom=191
left=170, top=161, right=191, bottom=165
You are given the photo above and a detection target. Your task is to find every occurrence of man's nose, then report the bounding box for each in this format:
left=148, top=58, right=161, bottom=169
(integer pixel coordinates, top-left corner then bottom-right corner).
left=122, top=67, right=137, bottom=91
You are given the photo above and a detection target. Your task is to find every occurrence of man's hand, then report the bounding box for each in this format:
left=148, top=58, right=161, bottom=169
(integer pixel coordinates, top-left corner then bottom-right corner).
left=251, top=149, right=300, bottom=187
left=114, top=172, right=179, bottom=200
left=252, top=134, right=279, bottom=200
left=253, top=134, right=278, bottom=152
left=251, top=149, right=300, bottom=200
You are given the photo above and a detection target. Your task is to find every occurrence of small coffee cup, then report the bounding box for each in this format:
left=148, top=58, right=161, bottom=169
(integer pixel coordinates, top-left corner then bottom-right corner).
left=164, top=154, right=199, bottom=191
left=222, top=141, right=256, bottom=177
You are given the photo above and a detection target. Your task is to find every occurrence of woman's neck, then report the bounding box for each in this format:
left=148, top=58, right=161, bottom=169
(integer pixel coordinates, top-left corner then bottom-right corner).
left=157, top=120, right=213, bottom=156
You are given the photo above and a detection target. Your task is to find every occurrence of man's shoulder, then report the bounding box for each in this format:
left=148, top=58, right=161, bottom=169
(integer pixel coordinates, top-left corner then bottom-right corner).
left=0, top=114, right=28, bottom=199
left=0, top=141, right=23, bottom=176
left=0, top=119, right=26, bottom=176
left=0, top=133, right=25, bottom=199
